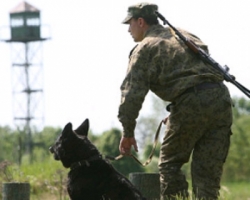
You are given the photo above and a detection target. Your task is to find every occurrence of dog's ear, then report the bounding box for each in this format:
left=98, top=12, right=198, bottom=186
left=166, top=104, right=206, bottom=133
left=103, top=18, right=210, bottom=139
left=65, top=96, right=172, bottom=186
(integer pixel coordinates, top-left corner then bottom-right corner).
left=75, top=119, right=89, bottom=136
left=62, top=122, right=73, bottom=137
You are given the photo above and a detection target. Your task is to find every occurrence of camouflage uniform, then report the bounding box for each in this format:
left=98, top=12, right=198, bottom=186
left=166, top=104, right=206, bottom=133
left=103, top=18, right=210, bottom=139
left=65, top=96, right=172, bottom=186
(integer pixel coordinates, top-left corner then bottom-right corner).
left=119, top=3, right=233, bottom=200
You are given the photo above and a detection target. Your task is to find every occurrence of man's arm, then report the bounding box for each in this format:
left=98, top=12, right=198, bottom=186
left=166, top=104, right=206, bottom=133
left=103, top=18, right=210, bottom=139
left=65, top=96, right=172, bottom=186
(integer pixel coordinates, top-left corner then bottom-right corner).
left=118, top=44, right=151, bottom=137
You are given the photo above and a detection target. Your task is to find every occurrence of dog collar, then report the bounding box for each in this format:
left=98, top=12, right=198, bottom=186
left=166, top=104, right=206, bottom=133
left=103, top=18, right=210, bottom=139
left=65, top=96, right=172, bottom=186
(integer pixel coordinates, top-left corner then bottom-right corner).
left=70, top=154, right=102, bottom=170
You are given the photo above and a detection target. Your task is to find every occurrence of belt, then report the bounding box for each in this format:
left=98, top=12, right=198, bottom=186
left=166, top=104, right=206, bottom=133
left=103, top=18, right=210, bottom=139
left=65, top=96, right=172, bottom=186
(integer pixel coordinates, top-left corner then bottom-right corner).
left=167, top=82, right=223, bottom=112
left=183, top=82, right=223, bottom=95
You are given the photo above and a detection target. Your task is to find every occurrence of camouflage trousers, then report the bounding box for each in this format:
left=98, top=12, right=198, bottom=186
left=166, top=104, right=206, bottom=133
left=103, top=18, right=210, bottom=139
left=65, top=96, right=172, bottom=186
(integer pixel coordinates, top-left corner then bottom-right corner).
left=159, top=84, right=233, bottom=200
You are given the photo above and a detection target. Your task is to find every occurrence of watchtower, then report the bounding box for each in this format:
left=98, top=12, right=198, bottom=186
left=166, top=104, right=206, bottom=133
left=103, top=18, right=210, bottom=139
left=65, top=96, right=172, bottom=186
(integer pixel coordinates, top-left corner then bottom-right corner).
left=1, top=1, right=50, bottom=163
left=10, top=2, right=42, bottom=41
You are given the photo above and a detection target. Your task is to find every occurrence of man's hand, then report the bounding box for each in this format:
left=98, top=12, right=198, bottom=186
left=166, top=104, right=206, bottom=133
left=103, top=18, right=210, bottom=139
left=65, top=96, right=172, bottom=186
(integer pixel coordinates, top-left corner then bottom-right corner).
left=119, top=136, right=138, bottom=155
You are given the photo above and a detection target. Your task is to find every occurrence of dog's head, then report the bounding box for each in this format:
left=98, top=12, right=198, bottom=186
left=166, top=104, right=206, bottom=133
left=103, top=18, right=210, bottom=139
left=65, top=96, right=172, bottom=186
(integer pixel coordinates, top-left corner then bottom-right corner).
left=49, top=118, right=99, bottom=168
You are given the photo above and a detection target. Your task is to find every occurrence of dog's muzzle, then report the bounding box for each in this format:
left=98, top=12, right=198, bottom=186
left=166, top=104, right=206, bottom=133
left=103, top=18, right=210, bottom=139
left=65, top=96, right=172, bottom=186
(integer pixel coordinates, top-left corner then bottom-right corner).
left=49, top=146, right=54, bottom=153
left=49, top=146, right=60, bottom=160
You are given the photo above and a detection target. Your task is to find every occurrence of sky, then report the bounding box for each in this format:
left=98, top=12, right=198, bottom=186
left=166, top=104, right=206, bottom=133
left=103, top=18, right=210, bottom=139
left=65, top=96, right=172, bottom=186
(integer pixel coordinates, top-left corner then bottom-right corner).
left=0, top=0, right=250, bottom=134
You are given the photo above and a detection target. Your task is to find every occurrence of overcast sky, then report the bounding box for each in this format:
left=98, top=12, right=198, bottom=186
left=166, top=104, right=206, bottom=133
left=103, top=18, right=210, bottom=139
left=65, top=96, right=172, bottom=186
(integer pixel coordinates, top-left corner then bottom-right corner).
left=0, top=0, right=249, bottom=134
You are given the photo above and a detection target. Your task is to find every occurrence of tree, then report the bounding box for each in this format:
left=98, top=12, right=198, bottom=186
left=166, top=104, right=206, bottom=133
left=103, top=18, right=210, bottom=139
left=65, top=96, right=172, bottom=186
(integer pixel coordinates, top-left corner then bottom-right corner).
left=142, top=143, right=161, bottom=173
left=0, top=126, right=20, bottom=163
left=136, top=92, right=169, bottom=151
left=32, top=126, right=62, bottom=162
left=222, top=97, right=250, bottom=181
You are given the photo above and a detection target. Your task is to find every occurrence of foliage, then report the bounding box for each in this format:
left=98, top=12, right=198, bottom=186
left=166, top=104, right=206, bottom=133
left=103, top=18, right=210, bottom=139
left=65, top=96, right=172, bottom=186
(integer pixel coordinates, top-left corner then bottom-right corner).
left=232, top=97, right=250, bottom=117
left=0, top=157, right=69, bottom=200
left=136, top=92, right=169, bottom=150
left=1, top=161, right=249, bottom=200
left=142, top=143, right=160, bottom=173
left=222, top=99, right=250, bottom=181
left=220, top=181, right=250, bottom=200
left=0, top=126, right=20, bottom=163
left=31, top=126, right=62, bottom=162
left=0, top=97, right=250, bottom=199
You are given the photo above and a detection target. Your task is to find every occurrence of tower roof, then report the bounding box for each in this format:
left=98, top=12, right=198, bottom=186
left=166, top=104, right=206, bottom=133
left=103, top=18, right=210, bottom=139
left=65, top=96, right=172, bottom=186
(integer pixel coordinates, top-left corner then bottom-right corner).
left=10, top=1, right=40, bottom=13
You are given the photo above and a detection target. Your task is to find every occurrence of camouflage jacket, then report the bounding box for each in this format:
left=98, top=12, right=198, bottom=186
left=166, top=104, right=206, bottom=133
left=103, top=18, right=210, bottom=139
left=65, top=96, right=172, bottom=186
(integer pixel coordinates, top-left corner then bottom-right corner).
left=118, top=24, right=224, bottom=137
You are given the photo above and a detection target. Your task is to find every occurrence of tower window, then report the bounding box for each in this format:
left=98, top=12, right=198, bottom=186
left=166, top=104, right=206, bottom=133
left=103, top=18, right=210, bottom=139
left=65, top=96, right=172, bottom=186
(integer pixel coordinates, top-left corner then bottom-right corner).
left=11, top=17, right=24, bottom=27
left=27, top=18, right=40, bottom=26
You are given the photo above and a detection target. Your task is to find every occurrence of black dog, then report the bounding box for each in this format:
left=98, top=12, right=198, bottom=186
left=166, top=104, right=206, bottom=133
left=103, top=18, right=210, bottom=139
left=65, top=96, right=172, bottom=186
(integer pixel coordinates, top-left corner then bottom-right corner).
left=49, top=119, right=146, bottom=200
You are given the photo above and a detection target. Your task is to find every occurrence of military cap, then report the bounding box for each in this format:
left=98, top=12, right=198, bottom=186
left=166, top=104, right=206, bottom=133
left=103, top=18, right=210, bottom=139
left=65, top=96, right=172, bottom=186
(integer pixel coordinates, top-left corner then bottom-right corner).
left=122, top=2, right=158, bottom=24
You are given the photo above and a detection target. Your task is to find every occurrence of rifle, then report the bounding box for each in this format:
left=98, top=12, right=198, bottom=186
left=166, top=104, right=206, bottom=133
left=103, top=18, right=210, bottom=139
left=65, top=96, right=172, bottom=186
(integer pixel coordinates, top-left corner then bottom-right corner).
left=155, top=11, right=250, bottom=99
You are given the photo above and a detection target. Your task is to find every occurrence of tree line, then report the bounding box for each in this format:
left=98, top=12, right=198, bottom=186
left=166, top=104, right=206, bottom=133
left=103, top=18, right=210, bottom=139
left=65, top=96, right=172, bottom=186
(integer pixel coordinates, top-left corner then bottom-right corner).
left=0, top=97, right=250, bottom=181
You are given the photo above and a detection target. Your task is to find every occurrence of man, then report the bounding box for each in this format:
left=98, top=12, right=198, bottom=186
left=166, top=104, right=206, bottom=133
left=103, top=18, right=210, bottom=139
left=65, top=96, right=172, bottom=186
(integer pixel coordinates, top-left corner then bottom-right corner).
left=118, top=2, right=233, bottom=200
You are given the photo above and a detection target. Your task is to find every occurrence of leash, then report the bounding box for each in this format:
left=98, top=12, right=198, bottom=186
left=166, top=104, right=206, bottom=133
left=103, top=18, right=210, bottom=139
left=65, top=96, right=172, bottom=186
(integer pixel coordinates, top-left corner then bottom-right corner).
left=106, top=119, right=165, bottom=167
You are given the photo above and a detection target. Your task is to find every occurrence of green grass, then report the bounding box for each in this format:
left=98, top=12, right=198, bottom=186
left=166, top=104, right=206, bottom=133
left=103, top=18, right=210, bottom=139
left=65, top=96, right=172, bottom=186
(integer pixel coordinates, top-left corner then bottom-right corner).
left=1, top=158, right=250, bottom=200
left=166, top=182, right=250, bottom=200
left=0, top=157, right=69, bottom=200
left=220, top=181, right=250, bottom=200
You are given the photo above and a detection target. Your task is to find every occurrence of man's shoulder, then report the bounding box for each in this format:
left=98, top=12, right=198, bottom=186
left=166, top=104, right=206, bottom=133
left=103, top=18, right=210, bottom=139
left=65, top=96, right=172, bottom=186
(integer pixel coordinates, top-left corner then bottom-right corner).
left=176, top=28, right=208, bottom=52
left=128, top=44, right=138, bottom=59
left=145, top=25, right=171, bottom=37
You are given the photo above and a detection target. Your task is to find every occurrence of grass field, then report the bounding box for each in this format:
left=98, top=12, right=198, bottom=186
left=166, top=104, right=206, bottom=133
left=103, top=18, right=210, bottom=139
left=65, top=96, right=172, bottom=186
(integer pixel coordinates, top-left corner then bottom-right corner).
left=220, top=181, right=250, bottom=200
left=28, top=181, right=250, bottom=200
left=1, top=158, right=250, bottom=200
left=3, top=180, right=250, bottom=200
